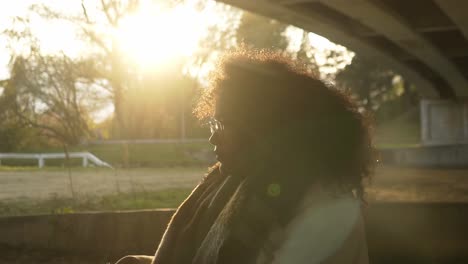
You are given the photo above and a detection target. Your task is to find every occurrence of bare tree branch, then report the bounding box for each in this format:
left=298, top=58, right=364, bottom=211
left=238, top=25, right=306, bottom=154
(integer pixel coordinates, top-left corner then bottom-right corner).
left=101, top=0, right=117, bottom=26
left=81, top=26, right=112, bottom=55
left=81, top=0, right=91, bottom=24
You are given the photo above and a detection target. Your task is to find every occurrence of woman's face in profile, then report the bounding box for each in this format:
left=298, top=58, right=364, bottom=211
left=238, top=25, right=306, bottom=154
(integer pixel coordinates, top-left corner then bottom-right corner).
left=209, top=116, right=240, bottom=175
left=208, top=96, right=254, bottom=175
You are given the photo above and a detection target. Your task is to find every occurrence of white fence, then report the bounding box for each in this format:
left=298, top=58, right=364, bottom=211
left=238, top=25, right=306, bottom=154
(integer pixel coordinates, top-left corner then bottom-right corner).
left=86, top=138, right=208, bottom=145
left=0, top=152, right=113, bottom=168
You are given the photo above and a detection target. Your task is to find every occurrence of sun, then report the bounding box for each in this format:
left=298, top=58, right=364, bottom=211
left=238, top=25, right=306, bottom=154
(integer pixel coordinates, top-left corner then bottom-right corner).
left=116, top=2, right=207, bottom=70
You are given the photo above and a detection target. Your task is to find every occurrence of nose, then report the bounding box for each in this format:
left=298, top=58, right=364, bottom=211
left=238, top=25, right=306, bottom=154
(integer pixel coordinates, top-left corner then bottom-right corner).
left=209, top=130, right=221, bottom=146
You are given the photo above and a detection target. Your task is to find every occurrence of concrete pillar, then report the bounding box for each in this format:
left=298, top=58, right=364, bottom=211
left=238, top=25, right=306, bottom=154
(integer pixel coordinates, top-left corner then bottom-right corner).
left=421, top=99, right=468, bottom=145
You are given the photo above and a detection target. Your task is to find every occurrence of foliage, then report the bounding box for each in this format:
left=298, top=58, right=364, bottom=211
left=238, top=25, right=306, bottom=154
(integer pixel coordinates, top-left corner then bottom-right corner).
left=1, top=54, right=98, bottom=147
left=1, top=10, right=109, bottom=149
left=0, top=120, right=45, bottom=152
left=0, top=92, right=53, bottom=152
left=28, top=0, right=242, bottom=139
left=236, top=11, right=288, bottom=50
left=29, top=0, right=141, bottom=138
left=374, top=79, right=419, bottom=123
left=335, top=56, right=418, bottom=121
left=0, top=122, right=27, bottom=152
left=335, top=55, right=397, bottom=111
left=120, top=67, right=207, bottom=139
left=0, top=89, right=28, bottom=151
left=235, top=14, right=350, bottom=79
left=335, top=55, right=422, bottom=145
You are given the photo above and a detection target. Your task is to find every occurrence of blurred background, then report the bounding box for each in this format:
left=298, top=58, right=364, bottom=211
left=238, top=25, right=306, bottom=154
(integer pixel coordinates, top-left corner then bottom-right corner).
left=0, top=0, right=426, bottom=215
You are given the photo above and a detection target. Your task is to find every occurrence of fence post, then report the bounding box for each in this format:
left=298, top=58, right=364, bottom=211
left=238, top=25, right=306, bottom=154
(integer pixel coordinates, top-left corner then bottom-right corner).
left=82, top=155, right=88, bottom=167
left=38, top=156, right=45, bottom=168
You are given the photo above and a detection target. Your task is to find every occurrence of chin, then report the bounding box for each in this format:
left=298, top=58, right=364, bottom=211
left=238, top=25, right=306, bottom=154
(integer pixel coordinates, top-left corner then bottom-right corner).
left=219, top=162, right=230, bottom=175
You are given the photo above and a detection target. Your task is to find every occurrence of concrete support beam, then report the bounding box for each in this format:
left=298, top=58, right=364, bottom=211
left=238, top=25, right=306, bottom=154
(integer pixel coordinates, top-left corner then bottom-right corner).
left=434, top=0, right=468, bottom=42
left=319, top=0, right=468, bottom=97
left=218, top=0, right=439, bottom=98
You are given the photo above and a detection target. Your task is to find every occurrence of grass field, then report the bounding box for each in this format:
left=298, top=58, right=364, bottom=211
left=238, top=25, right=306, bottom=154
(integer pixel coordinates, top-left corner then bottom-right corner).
left=0, top=166, right=206, bottom=216
left=1, top=165, right=468, bottom=217
left=0, top=166, right=205, bottom=200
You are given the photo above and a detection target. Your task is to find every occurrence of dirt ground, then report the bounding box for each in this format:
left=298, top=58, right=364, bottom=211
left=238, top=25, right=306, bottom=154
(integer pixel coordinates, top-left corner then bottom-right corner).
left=1, top=165, right=468, bottom=202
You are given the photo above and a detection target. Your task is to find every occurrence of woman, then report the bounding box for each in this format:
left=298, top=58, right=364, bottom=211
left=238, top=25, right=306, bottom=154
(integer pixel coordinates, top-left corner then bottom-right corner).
left=117, top=50, right=374, bottom=264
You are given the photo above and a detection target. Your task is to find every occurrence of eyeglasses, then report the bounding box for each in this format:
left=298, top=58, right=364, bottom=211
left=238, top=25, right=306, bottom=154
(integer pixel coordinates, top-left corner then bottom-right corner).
left=208, top=118, right=224, bottom=134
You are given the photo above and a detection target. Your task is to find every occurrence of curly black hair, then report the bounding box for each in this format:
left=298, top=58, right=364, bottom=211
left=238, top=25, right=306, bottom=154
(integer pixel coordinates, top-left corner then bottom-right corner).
left=195, top=49, right=375, bottom=201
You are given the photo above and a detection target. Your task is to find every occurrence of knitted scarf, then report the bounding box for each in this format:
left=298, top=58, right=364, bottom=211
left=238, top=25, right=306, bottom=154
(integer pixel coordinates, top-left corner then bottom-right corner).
left=151, top=164, right=289, bottom=264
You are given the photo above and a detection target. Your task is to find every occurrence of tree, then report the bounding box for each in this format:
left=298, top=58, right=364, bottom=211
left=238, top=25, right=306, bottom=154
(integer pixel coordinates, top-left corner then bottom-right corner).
left=0, top=79, right=30, bottom=151
left=29, top=0, right=141, bottom=138
left=236, top=11, right=288, bottom=51
left=2, top=53, right=97, bottom=147
left=17, top=0, right=353, bottom=140
left=120, top=66, right=200, bottom=139
left=0, top=51, right=99, bottom=197
left=29, top=0, right=244, bottom=139
left=235, top=15, right=350, bottom=79
left=335, top=55, right=396, bottom=112
left=335, top=55, right=420, bottom=124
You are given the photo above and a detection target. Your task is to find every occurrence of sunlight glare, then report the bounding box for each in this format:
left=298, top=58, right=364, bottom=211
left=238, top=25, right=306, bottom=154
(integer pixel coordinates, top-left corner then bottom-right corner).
left=31, top=15, right=84, bottom=58
left=308, top=32, right=334, bottom=50
left=116, top=2, right=207, bottom=69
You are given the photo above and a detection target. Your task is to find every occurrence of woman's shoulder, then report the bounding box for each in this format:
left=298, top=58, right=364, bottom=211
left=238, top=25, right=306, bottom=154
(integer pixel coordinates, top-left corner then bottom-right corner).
left=271, top=188, right=368, bottom=264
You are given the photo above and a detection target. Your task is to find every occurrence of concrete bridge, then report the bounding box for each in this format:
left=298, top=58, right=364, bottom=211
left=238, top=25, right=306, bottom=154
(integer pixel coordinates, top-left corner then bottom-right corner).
left=220, top=0, right=468, bottom=145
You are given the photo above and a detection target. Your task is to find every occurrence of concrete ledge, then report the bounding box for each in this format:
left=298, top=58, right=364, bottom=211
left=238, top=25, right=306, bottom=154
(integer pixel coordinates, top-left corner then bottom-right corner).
left=366, top=202, right=468, bottom=263
left=1, top=203, right=468, bottom=262
left=0, top=209, right=174, bottom=258
left=380, top=145, right=468, bottom=168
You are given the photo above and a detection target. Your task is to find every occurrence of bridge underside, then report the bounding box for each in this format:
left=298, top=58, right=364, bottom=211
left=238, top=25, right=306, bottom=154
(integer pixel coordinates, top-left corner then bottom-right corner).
left=220, top=0, right=468, bottom=99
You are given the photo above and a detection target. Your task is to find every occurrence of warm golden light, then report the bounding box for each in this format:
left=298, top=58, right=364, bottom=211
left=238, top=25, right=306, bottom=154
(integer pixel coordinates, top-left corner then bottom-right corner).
left=116, top=2, right=208, bottom=69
